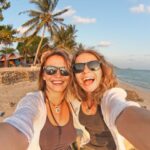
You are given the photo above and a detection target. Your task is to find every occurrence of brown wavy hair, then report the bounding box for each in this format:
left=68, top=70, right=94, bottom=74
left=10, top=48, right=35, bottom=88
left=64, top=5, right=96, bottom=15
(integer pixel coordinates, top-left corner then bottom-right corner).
left=72, top=49, right=118, bottom=103
left=39, top=49, right=73, bottom=101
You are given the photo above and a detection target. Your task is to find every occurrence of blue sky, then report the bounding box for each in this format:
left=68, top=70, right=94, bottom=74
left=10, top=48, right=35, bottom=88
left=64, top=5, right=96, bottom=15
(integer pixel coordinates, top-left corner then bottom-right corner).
left=1, top=0, right=150, bottom=70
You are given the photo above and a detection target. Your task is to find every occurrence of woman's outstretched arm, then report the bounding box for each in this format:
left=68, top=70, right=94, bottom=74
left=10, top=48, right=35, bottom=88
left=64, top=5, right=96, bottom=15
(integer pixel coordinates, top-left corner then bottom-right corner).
left=0, top=123, right=28, bottom=150
left=116, top=106, right=150, bottom=150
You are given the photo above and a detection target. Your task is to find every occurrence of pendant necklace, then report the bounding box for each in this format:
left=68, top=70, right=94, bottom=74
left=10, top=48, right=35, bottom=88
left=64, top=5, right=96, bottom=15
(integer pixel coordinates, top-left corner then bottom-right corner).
left=46, top=95, right=62, bottom=138
left=86, top=100, right=95, bottom=113
left=46, top=94, right=64, bottom=114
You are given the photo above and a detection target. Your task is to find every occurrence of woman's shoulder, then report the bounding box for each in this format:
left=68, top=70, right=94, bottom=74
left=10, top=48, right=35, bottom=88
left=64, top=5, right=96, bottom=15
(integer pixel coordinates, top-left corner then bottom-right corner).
left=26, top=90, right=42, bottom=97
left=103, top=87, right=127, bottom=99
left=17, top=90, right=44, bottom=107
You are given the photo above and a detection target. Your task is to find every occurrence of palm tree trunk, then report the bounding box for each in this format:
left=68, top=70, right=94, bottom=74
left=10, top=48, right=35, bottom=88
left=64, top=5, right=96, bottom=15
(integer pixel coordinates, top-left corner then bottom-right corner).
left=33, top=26, right=46, bottom=66
left=4, top=50, right=8, bottom=67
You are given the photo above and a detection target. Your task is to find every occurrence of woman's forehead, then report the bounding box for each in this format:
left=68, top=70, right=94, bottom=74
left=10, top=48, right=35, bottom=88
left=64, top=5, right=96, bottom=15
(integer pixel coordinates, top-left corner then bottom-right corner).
left=75, top=52, right=98, bottom=63
left=45, top=55, right=67, bottom=66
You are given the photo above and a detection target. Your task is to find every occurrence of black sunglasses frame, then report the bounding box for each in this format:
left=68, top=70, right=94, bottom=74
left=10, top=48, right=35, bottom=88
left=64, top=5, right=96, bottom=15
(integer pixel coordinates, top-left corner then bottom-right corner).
left=73, top=60, right=101, bottom=74
left=43, top=66, right=70, bottom=76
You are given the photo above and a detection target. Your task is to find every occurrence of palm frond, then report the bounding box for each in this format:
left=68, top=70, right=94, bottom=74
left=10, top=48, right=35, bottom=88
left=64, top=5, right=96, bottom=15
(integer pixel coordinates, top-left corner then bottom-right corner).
left=30, top=0, right=49, bottom=12
left=31, top=21, right=45, bottom=36
left=53, top=8, right=68, bottom=17
left=53, top=17, right=64, bottom=22
left=19, top=10, right=30, bottom=15
left=22, top=17, right=39, bottom=27
left=49, top=0, right=59, bottom=12
left=28, top=10, right=42, bottom=17
left=23, top=22, right=38, bottom=36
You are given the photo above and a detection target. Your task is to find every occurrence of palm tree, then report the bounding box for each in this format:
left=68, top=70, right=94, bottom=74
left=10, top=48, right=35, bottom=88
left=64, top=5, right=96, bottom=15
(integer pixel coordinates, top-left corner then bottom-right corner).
left=0, top=25, right=17, bottom=45
left=0, top=25, right=18, bottom=67
left=17, top=35, right=48, bottom=64
left=52, top=25, right=77, bottom=54
left=20, top=0, right=68, bottom=65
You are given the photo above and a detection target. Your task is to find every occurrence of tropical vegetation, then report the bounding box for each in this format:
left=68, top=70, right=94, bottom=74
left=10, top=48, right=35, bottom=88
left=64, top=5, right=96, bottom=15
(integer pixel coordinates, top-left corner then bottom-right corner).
left=0, top=0, right=10, bottom=21
left=52, top=25, right=77, bottom=54
left=20, top=0, right=69, bottom=65
left=17, top=35, right=48, bottom=64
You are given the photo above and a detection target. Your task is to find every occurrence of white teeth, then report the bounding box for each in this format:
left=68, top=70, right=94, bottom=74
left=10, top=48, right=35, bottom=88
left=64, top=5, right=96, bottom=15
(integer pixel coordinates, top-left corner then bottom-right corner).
left=51, top=81, right=63, bottom=84
left=83, top=77, right=94, bottom=81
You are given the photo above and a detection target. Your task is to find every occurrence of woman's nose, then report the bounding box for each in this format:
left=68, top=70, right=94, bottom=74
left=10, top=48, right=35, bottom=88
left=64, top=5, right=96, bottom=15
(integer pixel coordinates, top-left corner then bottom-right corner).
left=55, top=70, right=61, bottom=77
left=83, top=65, right=90, bottom=73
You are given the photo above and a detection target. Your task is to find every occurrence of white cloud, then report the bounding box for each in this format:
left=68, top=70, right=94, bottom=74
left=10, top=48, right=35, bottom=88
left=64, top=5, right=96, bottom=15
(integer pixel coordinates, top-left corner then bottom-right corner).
left=130, top=4, right=145, bottom=13
left=17, top=26, right=29, bottom=34
left=130, top=4, right=150, bottom=14
left=98, top=41, right=111, bottom=47
left=0, top=44, right=6, bottom=50
left=60, top=6, right=76, bottom=17
left=146, top=6, right=150, bottom=13
left=72, top=16, right=96, bottom=24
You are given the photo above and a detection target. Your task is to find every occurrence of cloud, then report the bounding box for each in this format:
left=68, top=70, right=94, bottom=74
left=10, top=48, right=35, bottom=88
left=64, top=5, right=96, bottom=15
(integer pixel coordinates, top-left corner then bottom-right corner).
left=72, top=16, right=96, bottom=24
left=98, top=41, right=111, bottom=47
left=147, top=6, right=150, bottom=13
left=17, top=26, right=29, bottom=34
left=130, top=4, right=150, bottom=14
left=0, top=44, right=6, bottom=49
left=60, top=6, right=76, bottom=17
left=130, top=4, right=145, bottom=13
left=144, top=54, right=150, bottom=57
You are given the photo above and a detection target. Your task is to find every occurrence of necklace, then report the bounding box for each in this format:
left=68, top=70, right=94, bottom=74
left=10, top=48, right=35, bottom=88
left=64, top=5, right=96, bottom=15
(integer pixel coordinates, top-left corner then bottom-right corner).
left=85, top=100, right=95, bottom=113
left=45, top=96, right=62, bottom=138
left=45, top=94, right=64, bottom=114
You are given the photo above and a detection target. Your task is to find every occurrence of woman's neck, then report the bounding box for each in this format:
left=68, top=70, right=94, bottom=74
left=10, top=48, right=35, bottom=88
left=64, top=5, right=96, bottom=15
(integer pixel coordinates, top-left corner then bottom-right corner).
left=86, top=93, right=93, bottom=105
left=45, top=90, right=65, bottom=105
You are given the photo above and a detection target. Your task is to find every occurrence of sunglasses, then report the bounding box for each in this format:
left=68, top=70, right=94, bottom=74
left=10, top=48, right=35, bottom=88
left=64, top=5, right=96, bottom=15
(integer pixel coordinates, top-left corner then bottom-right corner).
left=43, top=66, right=70, bottom=76
left=73, top=60, right=101, bottom=74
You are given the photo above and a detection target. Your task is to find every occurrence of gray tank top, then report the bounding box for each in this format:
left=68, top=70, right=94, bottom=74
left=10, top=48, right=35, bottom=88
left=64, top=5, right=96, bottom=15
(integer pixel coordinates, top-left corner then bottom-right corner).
left=40, top=112, right=77, bottom=150
left=79, top=105, right=116, bottom=150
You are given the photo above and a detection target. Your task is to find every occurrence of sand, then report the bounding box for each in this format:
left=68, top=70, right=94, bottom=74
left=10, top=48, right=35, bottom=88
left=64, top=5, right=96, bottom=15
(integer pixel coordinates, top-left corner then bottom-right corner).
left=118, top=80, right=150, bottom=109
left=0, top=79, right=150, bottom=122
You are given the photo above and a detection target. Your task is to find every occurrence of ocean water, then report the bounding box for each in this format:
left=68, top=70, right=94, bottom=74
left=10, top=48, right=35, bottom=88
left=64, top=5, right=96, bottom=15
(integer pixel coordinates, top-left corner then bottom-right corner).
left=114, top=68, right=150, bottom=90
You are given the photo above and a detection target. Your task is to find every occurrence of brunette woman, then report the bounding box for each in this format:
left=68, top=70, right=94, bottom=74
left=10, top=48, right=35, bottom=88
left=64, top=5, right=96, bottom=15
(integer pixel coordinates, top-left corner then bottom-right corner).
left=72, top=49, right=150, bottom=150
left=0, top=50, right=89, bottom=150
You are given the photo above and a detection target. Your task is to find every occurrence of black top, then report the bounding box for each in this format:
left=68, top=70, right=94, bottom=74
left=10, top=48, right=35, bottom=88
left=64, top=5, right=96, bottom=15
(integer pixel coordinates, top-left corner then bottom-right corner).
left=40, top=112, right=77, bottom=150
left=79, top=105, right=116, bottom=150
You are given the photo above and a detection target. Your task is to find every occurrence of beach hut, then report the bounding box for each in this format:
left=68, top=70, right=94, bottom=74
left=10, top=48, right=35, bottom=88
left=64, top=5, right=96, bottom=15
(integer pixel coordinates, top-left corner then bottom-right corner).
left=0, top=53, right=23, bottom=67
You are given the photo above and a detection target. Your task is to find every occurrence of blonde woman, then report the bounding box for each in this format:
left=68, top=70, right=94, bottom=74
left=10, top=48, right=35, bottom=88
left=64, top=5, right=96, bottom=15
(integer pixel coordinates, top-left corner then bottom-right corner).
left=72, top=49, right=150, bottom=150
left=0, top=50, right=89, bottom=150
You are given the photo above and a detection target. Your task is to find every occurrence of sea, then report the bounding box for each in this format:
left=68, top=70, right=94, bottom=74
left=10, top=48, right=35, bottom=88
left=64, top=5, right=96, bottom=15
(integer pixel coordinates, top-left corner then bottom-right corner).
left=114, top=68, right=150, bottom=90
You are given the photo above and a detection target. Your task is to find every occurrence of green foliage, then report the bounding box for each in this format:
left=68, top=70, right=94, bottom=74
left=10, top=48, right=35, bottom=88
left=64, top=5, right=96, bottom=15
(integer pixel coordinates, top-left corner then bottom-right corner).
left=0, top=0, right=10, bottom=21
left=0, top=25, right=17, bottom=45
left=20, top=0, right=68, bottom=37
left=0, top=47, right=15, bottom=54
left=20, top=0, right=68, bottom=64
left=17, top=35, right=48, bottom=56
left=0, top=47, right=15, bottom=55
left=52, top=25, right=77, bottom=54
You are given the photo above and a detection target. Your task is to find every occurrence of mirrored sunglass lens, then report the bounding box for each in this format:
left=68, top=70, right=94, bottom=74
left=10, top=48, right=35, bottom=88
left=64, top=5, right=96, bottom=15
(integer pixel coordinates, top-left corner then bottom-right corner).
left=73, top=63, right=85, bottom=73
left=45, top=67, right=57, bottom=75
left=88, top=61, right=101, bottom=71
left=60, top=68, right=70, bottom=76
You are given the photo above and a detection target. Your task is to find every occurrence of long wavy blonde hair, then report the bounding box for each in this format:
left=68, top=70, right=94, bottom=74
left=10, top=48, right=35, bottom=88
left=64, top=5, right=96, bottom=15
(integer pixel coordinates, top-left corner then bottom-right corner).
left=39, top=49, right=73, bottom=101
left=72, top=49, right=118, bottom=103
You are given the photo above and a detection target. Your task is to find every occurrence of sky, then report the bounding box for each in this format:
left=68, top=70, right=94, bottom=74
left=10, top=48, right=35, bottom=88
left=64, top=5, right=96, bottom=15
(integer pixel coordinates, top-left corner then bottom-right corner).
left=1, top=0, right=150, bottom=70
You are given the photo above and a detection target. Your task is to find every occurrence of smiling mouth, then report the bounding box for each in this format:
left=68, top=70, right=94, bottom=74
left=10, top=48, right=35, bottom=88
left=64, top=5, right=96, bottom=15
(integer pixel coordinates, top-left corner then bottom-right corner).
left=83, top=77, right=95, bottom=86
left=51, top=80, right=64, bottom=85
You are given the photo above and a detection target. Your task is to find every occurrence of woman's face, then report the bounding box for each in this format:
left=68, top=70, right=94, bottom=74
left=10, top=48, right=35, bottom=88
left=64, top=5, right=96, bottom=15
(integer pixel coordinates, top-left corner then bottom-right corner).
left=74, top=52, right=102, bottom=93
left=43, top=55, right=70, bottom=93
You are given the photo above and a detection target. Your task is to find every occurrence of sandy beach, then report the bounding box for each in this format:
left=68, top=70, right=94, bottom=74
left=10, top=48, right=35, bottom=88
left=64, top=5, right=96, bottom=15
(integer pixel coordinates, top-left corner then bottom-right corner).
left=0, top=79, right=150, bottom=122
